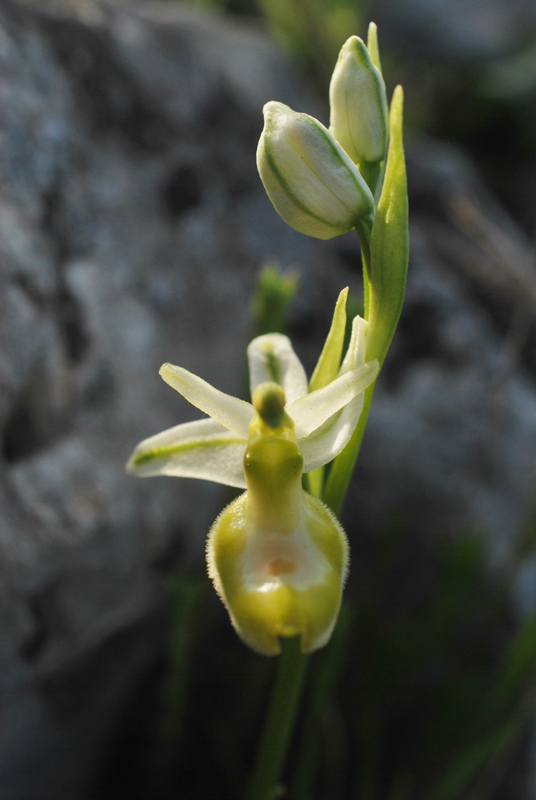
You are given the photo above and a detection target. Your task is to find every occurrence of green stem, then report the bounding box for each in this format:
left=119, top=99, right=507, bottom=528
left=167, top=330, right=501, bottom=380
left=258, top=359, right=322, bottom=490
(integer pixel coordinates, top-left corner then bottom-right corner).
left=323, top=220, right=376, bottom=518
left=359, top=160, right=381, bottom=197
left=323, top=379, right=376, bottom=517
left=246, top=637, right=308, bottom=800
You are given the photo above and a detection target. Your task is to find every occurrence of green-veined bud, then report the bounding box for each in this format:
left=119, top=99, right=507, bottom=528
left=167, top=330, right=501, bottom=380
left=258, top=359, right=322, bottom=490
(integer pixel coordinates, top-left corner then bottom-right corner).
left=329, top=35, right=388, bottom=164
left=257, top=101, right=375, bottom=241
left=207, top=407, right=348, bottom=656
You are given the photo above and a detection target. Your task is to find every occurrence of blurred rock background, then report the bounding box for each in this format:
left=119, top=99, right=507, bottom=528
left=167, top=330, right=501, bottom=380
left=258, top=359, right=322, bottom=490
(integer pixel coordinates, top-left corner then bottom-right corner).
left=1, top=0, right=536, bottom=798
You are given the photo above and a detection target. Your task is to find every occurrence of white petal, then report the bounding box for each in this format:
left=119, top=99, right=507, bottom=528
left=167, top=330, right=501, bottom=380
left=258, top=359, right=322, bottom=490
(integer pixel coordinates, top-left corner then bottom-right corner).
left=340, top=315, right=367, bottom=373
left=126, top=418, right=247, bottom=488
left=300, top=393, right=365, bottom=472
left=289, top=361, right=378, bottom=439
left=247, top=334, right=308, bottom=405
left=160, top=363, right=254, bottom=437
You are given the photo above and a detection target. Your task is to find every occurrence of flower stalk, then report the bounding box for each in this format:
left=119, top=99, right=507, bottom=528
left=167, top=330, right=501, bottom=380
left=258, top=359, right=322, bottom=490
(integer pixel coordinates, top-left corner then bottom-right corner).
left=245, top=637, right=308, bottom=800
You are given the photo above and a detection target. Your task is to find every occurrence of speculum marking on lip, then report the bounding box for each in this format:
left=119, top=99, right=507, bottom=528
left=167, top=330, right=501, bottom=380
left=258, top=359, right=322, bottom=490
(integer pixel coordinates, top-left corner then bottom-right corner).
left=266, top=558, right=297, bottom=576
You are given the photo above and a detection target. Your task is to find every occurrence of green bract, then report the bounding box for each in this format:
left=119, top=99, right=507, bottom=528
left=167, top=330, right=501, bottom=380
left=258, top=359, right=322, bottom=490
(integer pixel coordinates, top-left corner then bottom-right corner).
left=365, top=86, right=409, bottom=365
left=127, top=292, right=379, bottom=653
left=329, top=35, right=388, bottom=165
left=257, top=101, right=375, bottom=240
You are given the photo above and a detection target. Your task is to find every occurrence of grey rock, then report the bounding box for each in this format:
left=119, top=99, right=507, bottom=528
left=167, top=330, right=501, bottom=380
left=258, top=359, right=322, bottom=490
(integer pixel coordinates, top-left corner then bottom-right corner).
left=0, top=1, right=325, bottom=797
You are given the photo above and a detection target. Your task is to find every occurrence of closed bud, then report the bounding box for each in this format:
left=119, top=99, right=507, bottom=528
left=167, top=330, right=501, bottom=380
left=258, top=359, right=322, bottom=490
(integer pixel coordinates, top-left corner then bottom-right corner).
left=257, top=101, right=375, bottom=241
left=329, top=36, right=388, bottom=164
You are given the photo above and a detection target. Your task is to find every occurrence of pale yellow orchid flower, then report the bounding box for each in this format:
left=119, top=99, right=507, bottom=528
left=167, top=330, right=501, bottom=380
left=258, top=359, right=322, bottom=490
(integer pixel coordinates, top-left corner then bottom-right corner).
left=127, top=292, right=378, bottom=654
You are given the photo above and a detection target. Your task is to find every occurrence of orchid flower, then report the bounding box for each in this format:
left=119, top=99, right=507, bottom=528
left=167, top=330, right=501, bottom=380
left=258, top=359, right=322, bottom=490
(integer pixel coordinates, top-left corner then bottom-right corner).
left=127, top=290, right=378, bottom=654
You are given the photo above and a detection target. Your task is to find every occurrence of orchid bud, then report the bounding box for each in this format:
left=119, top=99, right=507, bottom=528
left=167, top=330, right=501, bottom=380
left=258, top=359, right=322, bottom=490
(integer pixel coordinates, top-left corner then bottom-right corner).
left=207, top=384, right=348, bottom=656
left=329, top=36, right=388, bottom=164
left=257, top=101, right=375, bottom=240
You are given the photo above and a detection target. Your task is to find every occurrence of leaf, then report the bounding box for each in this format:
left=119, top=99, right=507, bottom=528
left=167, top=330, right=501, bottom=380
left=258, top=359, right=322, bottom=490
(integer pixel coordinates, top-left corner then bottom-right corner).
left=309, top=287, right=348, bottom=392
left=366, top=86, right=409, bottom=365
left=367, top=22, right=382, bottom=75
